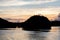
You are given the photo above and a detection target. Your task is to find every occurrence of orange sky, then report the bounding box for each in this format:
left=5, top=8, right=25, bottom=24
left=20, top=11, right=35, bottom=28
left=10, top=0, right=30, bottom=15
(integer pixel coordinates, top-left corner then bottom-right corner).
left=0, top=8, right=59, bottom=22
left=0, top=12, right=58, bottom=22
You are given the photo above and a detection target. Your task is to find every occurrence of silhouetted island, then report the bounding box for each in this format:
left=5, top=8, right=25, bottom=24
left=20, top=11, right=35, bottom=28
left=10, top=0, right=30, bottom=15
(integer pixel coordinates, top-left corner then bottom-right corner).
left=51, top=21, right=60, bottom=26
left=0, top=18, right=17, bottom=28
left=0, top=15, right=52, bottom=31
left=51, top=13, right=60, bottom=26
left=20, top=15, right=51, bottom=31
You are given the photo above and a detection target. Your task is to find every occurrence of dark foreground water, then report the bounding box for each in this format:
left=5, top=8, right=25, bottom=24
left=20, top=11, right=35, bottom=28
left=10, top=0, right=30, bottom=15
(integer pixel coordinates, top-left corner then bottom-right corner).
left=0, top=26, right=60, bottom=40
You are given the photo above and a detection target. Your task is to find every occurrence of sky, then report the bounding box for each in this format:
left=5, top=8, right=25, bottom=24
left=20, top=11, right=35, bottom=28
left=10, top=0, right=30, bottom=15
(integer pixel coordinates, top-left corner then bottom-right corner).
left=0, top=0, right=60, bottom=21
left=0, top=0, right=60, bottom=14
left=0, top=0, right=58, bottom=8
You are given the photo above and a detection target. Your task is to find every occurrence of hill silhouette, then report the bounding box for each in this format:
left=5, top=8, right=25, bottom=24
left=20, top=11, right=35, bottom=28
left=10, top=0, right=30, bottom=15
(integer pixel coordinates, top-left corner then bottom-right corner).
left=0, top=18, right=17, bottom=28
left=0, top=15, right=51, bottom=31
left=21, top=15, right=51, bottom=31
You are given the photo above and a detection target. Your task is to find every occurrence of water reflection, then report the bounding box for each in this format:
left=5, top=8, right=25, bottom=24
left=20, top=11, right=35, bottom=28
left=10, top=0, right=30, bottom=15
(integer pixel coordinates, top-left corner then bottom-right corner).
left=45, top=27, right=59, bottom=40
left=0, top=26, right=60, bottom=40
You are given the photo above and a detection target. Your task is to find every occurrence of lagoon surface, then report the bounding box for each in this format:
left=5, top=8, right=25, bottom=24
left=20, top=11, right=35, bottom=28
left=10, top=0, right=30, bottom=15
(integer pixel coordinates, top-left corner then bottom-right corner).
left=0, top=26, right=60, bottom=40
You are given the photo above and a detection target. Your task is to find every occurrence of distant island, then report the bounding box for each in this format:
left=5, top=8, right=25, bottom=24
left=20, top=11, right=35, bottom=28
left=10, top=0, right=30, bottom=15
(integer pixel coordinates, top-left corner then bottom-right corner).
left=0, top=18, right=18, bottom=28
left=19, top=15, right=51, bottom=31
left=1, top=14, right=60, bottom=31
left=0, top=15, right=52, bottom=31
left=51, top=13, right=60, bottom=26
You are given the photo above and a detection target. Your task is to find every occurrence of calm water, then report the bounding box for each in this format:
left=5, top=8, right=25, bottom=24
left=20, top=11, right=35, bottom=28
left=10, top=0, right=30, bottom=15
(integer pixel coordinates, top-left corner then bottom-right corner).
left=0, top=26, right=60, bottom=40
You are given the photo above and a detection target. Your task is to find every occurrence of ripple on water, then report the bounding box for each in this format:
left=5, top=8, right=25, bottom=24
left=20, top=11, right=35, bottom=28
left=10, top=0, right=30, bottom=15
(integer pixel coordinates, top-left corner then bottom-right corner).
left=0, top=27, right=60, bottom=40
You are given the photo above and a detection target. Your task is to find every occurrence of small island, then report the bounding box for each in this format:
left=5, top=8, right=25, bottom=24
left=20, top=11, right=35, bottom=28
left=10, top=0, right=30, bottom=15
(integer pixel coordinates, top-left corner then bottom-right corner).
left=20, top=15, right=51, bottom=31
left=0, top=15, right=51, bottom=31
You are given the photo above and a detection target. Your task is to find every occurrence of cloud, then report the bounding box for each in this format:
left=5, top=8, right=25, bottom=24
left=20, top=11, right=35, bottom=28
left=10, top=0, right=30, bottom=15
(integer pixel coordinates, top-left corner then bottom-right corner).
left=0, top=7, right=60, bottom=21
left=0, top=0, right=57, bottom=6
left=0, top=7, right=60, bottom=15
